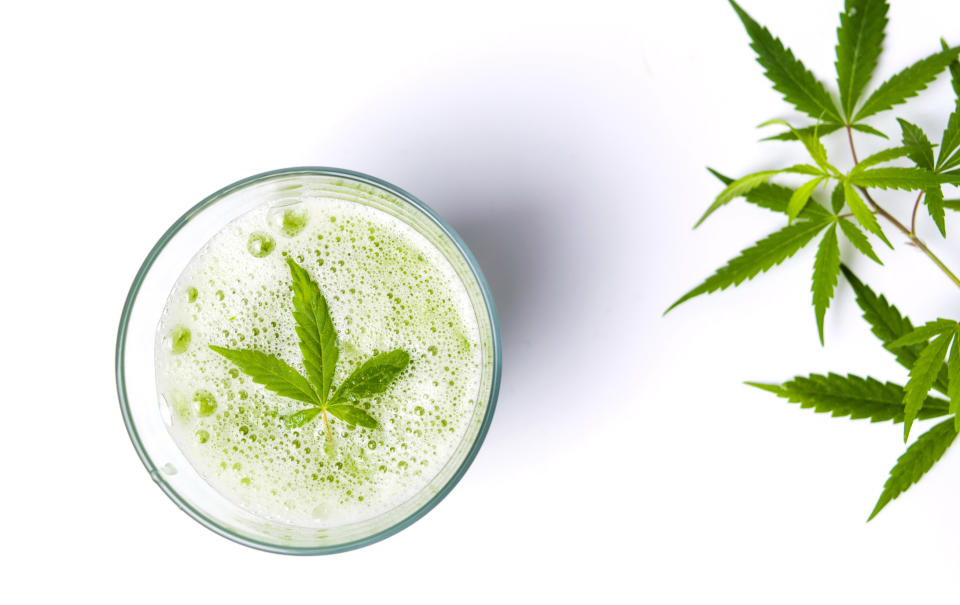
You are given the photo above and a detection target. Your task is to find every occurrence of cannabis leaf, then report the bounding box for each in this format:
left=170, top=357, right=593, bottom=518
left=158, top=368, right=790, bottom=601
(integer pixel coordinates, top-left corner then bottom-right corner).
left=897, top=119, right=935, bottom=169
left=207, top=346, right=318, bottom=405
left=854, top=146, right=909, bottom=170
left=707, top=169, right=832, bottom=220
left=747, top=373, right=951, bottom=424
left=729, top=0, right=842, bottom=123
left=888, top=319, right=959, bottom=440
left=841, top=266, right=948, bottom=394
left=330, top=349, right=412, bottom=404
left=838, top=218, right=882, bottom=264
left=835, top=0, right=889, bottom=120
left=949, top=335, right=960, bottom=431
left=847, top=166, right=943, bottom=190
left=869, top=418, right=958, bottom=520
left=812, top=223, right=841, bottom=344
left=842, top=180, right=890, bottom=247
left=853, top=44, right=960, bottom=121
left=210, top=258, right=411, bottom=436
left=287, top=257, right=339, bottom=402
left=667, top=216, right=832, bottom=313
left=897, top=119, right=948, bottom=235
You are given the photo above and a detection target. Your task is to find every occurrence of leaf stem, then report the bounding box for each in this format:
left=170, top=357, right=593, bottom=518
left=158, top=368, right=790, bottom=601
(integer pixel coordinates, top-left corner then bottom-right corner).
left=845, top=126, right=960, bottom=290
left=846, top=125, right=859, bottom=164
left=322, top=408, right=333, bottom=442
left=910, top=191, right=925, bottom=235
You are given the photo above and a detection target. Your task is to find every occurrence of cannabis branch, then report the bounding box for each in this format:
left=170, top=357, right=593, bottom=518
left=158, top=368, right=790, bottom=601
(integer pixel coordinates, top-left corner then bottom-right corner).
left=667, top=0, right=960, bottom=519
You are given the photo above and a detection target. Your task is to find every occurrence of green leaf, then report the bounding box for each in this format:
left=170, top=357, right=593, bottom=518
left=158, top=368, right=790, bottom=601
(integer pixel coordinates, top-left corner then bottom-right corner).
left=286, top=258, right=339, bottom=403
left=925, top=186, right=946, bottom=237
left=949, top=334, right=960, bottom=432
left=838, top=217, right=882, bottom=264
left=284, top=407, right=322, bottom=428
left=843, top=180, right=890, bottom=247
left=903, top=331, right=954, bottom=441
left=696, top=170, right=782, bottom=227
left=667, top=218, right=830, bottom=312
left=327, top=404, right=379, bottom=429
left=888, top=319, right=957, bottom=348
left=945, top=199, right=960, bottom=211
left=812, top=223, right=841, bottom=344
left=788, top=177, right=826, bottom=222
left=208, top=346, right=319, bottom=405
left=854, top=45, right=960, bottom=121
left=728, top=0, right=842, bottom=123
left=831, top=183, right=845, bottom=213
left=848, top=167, right=942, bottom=191
left=761, top=123, right=843, bottom=142
left=747, top=373, right=950, bottom=423
left=850, top=123, right=889, bottom=138
left=783, top=164, right=828, bottom=176
left=936, top=104, right=960, bottom=169
left=760, top=119, right=834, bottom=173
left=840, top=265, right=949, bottom=394
left=944, top=39, right=960, bottom=99
left=854, top=146, right=909, bottom=170
left=707, top=169, right=831, bottom=219
left=330, top=349, right=411, bottom=405
left=941, top=152, right=960, bottom=172
left=869, top=418, right=958, bottom=520
left=896, top=119, right=935, bottom=170
left=835, top=0, right=889, bottom=119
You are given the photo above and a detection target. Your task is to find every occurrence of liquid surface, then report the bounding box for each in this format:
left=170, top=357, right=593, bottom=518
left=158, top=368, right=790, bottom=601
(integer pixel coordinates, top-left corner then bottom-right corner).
left=156, top=195, right=482, bottom=527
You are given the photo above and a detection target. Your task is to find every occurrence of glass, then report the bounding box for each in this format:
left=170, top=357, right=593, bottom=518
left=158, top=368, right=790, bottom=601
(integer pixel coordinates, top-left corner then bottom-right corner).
left=116, top=167, right=501, bottom=554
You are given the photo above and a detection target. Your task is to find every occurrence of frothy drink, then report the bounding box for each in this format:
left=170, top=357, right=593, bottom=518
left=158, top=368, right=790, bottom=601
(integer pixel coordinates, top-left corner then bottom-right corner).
left=156, top=188, right=483, bottom=528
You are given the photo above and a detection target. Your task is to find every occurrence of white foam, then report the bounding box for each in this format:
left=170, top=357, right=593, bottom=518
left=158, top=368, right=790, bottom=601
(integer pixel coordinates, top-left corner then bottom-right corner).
left=155, top=194, right=482, bottom=527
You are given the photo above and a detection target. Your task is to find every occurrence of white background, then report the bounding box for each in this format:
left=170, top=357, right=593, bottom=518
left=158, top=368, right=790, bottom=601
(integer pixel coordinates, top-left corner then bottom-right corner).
left=3, top=0, right=959, bottom=602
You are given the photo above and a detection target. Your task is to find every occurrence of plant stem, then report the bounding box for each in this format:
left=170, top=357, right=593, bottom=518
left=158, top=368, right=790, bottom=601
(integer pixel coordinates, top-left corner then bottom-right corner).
left=322, top=409, right=333, bottom=442
left=910, top=190, right=925, bottom=234
left=845, top=126, right=960, bottom=290
left=846, top=125, right=859, bottom=164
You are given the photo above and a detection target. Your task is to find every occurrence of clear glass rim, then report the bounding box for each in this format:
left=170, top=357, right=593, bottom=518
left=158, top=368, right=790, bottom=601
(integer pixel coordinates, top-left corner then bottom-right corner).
left=115, top=167, right=502, bottom=555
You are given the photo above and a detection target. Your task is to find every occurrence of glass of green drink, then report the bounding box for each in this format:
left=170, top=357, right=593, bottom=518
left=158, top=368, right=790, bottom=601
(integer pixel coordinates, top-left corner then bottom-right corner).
left=116, top=168, right=500, bottom=554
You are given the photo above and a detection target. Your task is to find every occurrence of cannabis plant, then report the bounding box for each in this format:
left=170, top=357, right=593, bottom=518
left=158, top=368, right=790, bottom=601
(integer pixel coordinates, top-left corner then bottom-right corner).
left=668, top=0, right=960, bottom=519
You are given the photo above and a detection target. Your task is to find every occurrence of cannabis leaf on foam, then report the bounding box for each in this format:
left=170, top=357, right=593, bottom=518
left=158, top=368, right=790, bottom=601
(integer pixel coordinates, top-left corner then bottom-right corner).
left=210, top=257, right=410, bottom=437
left=668, top=0, right=960, bottom=520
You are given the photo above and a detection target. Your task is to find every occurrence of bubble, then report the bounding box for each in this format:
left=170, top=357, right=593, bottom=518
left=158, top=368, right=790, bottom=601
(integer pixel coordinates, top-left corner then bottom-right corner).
left=196, top=429, right=210, bottom=443
left=186, top=286, right=198, bottom=303
left=193, top=390, right=218, bottom=416
left=167, top=326, right=191, bottom=354
left=268, top=202, right=309, bottom=237
left=247, top=231, right=276, bottom=257
left=161, top=463, right=177, bottom=476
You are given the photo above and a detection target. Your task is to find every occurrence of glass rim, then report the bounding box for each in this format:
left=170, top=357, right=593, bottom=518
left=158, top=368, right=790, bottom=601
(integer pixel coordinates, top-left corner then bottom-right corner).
left=115, top=166, right=502, bottom=555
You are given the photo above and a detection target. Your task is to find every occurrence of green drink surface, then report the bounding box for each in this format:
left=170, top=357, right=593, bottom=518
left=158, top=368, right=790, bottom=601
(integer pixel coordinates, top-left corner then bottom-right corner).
left=156, top=196, right=482, bottom=527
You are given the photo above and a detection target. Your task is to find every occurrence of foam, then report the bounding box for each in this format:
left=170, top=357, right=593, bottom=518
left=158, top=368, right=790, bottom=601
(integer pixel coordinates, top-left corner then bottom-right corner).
left=155, top=195, right=482, bottom=527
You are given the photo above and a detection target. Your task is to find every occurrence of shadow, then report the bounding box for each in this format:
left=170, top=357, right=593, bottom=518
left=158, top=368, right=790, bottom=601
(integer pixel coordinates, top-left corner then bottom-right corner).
left=316, top=54, right=657, bottom=457
left=424, top=186, right=555, bottom=347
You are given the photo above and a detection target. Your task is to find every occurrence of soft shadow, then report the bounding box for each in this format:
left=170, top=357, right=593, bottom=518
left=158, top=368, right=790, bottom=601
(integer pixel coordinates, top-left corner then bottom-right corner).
left=320, top=55, right=654, bottom=455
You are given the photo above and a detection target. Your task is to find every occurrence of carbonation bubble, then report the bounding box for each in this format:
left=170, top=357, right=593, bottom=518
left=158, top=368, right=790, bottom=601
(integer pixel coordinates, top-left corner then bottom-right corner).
left=193, top=390, right=218, bottom=416
left=268, top=202, right=309, bottom=237
left=196, top=429, right=210, bottom=443
left=186, top=286, right=198, bottom=302
left=247, top=232, right=276, bottom=257
left=167, top=326, right=191, bottom=354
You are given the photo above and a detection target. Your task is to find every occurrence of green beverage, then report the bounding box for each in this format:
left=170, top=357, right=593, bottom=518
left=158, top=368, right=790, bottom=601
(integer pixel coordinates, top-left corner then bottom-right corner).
left=156, top=186, right=485, bottom=528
